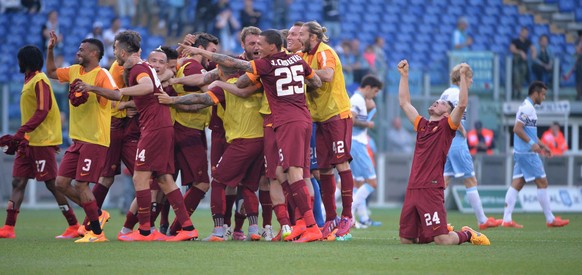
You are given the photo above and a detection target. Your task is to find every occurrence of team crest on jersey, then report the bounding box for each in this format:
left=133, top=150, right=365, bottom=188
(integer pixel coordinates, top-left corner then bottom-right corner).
left=432, top=126, right=439, bottom=132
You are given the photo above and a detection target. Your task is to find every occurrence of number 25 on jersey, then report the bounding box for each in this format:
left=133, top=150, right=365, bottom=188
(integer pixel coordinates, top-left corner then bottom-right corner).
left=275, top=65, right=305, bottom=96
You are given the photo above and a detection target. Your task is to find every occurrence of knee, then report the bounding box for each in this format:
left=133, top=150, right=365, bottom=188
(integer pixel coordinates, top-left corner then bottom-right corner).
left=195, top=182, right=210, bottom=192
left=400, top=237, right=415, bottom=244
left=336, top=162, right=350, bottom=171
left=12, top=178, right=28, bottom=191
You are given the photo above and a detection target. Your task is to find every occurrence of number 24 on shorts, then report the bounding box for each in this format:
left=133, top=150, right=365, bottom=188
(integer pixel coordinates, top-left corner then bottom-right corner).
left=424, top=212, right=441, bottom=226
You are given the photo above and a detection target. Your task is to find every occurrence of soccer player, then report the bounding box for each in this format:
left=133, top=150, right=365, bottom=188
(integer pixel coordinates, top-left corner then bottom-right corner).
left=439, top=66, right=502, bottom=230
left=78, top=30, right=198, bottom=241
left=180, top=29, right=323, bottom=242
left=166, top=33, right=219, bottom=236
left=46, top=32, right=115, bottom=243
left=349, top=75, right=383, bottom=227
left=299, top=21, right=354, bottom=238
left=158, top=64, right=265, bottom=241
left=0, top=45, right=79, bottom=239
left=397, top=60, right=489, bottom=246
left=502, top=81, right=570, bottom=228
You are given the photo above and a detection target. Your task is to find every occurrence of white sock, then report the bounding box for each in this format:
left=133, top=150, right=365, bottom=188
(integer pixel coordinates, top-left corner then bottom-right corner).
left=120, top=227, right=132, bottom=234
left=466, top=187, right=487, bottom=224
left=503, top=187, right=519, bottom=222
left=353, top=183, right=374, bottom=222
left=537, top=188, right=555, bottom=223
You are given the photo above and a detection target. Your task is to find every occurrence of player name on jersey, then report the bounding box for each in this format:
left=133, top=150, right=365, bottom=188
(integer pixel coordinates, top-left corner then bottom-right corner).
left=269, top=55, right=303, bottom=66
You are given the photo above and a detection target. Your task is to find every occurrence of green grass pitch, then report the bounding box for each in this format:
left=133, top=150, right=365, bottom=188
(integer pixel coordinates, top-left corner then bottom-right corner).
left=0, top=208, right=580, bottom=274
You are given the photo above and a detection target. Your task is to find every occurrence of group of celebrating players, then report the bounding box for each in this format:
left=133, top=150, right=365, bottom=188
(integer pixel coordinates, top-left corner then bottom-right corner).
left=1, top=17, right=566, bottom=245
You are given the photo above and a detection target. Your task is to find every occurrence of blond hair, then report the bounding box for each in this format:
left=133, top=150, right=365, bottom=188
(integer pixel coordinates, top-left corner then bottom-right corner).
left=303, top=21, right=329, bottom=43
left=450, top=64, right=473, bottom=85
left=240, top=26, right=261, bottom=44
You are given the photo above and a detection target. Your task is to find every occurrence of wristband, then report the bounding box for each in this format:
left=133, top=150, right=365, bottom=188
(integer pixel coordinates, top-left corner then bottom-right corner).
left=528, top=140, right=535, bottom=147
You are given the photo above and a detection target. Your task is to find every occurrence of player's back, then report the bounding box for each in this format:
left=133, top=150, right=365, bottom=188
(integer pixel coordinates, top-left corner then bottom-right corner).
left=408, top=116, right=456, bottom=189
left=251, top=51, right=312, bottom=128
left=128, top=62, right=172, bottom=131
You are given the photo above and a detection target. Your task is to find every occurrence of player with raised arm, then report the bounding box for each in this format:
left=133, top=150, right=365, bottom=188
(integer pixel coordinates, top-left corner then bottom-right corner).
left=397, top=60, right=489, bottom=246
left=78, top=31, right=198, bottom=241
left=46, top=32, right=115, bottom=243
left=0, top=45, right=79, bottom=239
left=299, top=21, right=354, bottom=239
left=502, top=81, right=569, bottom=228
left=180, top=29, right=323, bottom=242
left=439, top=66, right=502, bottom=230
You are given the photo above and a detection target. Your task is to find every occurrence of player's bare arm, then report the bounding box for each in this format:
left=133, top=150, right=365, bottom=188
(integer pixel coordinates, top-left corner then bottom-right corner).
left=45, top=31, right=59, bottom=79
left=449, top=63, right=469, bottom=127
left=315, top=67, right=334, bottom=82
left=158, top=69, right=174, bottom=83
left=157, top=90, right=214, bottom=106
left=234, top=73, right=253, bottom=89
left=176, top=33, right=197, bottom=55
left=397, top=60, right=420, bottom=124
left=306, top=72, right=323, bottom=89
left=513, top=121, right=542, bottom=154
left=120, top=75, right=154, bottom=96
left=179, top=44, right=253, bottom=73
left=78, top=82, right=122, bottom=101
left=352, top=111, right=373, bottom=129
left=117, top=100, right=136, bottom=110
left=212, top=79, right=260, bottom=98
left=169, top=68, right=219, bottom=86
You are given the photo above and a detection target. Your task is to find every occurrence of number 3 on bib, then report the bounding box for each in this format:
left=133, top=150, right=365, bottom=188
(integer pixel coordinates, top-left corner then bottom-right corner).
left=275, top=65, right=305, bottom=96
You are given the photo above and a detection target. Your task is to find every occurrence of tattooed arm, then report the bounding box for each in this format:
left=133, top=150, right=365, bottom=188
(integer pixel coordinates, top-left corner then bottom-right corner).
left=180, top=44, right=253, bottom=72
left=157, top=90, right=215, bottom=107
left=169, top=68, right=220, bottom=86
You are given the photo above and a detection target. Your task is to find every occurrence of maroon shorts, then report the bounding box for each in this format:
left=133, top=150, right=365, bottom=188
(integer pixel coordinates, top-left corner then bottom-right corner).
left=315, top=117, right=353, bottom=169
left=135, top=127, right=174, bottom=175
left=12, top=145, right=59, bottom=181
left=399, top=188, right=449, bottom=243
left=124, top=116, right=141, bottom=141
left=58, top=141, right=108, bottom=183
left=275, top=121, right=311, bottom=172
left=213, top=138, right=264, bottom=191
left=101, top=126, right=138, bottom=177
left=210, top=129, right=227, bottom=173
left=263, top=125, right=279, bottom=180
left=174, top=122, right=209, bottom=185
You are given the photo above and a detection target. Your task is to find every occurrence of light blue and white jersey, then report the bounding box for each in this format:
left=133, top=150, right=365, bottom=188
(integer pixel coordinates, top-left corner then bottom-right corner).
left=350, top=91, right=369, bottom=145
left=514, top=97, right=538, bottom=154
left=440, top=85, right=467, bottom=146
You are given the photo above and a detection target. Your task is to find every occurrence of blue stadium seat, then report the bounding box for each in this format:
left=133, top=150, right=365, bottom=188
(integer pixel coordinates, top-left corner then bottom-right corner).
left=576, top=8, right=582, bottom=21
left=558, top=0, right=575, bottom=12
left=518, top=15, right=534, bottom=26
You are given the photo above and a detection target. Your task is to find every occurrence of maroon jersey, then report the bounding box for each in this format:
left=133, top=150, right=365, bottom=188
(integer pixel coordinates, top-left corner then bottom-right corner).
left=128, top=62, right=172, bottom=131
left=249, top=51, right=314, bottom=128
left=408, top=116, right=457, bottom=189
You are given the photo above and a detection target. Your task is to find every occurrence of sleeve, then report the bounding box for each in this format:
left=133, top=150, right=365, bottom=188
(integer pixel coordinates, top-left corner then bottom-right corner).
left=304, top=62, right=315, bottom=79
left=17, top=80, right=51, bottom=135
left=447, top=116, right=459, bottom=131
left=250, top=59, right=263, bottom=75
left=350, top=95, right=363, bottom=114
left=129, top=64, right=152, bottom=85
left=316, top=49, right=337, bottom=70
left=413, top=116, right=423, bottom=132
left=183, top=61, right=206, bottom=76
left=96, top=69, right=118, bottom=90
left=108, top=61, right=126, bottom=88
left=56, top=67, right=70, bottom=83
left=515, top=105, right=532, bottom=124
left=206, top=86, right=225, bottom=105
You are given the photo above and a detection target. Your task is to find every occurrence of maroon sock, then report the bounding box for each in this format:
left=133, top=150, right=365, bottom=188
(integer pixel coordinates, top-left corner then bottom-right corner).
left=289, top=179, right=315, bottom=226
left=319, top=174, right=337, bottom=221
left=136, top=190, right=151, bottom=232
left=273, top=204, right=290, bottom=226
left=456, top=231, right=471, bottom=244
left=234, top=212, right=246, bottom=232
left=82, top=200, right=102, bottom=234
left=288, top=202, right=296, bottom=226
left=259, top=190, right=272, bottom=227
left=339, top=170, right=354, bottom=218
left=165, top=189, right=193, bottom=229
left=183, top=187, right=206, bottom=216
left=224, top=194, right=236, bottom=226
left=59, top=205, right=78, bottom=226
left=5, top=209, right=19, bottom=226
left=210, top=180, right=226, bottom=217
left=150, top=202, right=160, bottom=227
left=160, top=200, right=170, bottom=226
left=123, top=211, right=138, bottom=230
left=241, top=186, right=259, bottom=219
left=81, top=183, right=109, bottom=226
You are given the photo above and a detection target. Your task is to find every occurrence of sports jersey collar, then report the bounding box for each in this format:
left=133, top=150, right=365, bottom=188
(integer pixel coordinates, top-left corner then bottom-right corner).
left=24, top=71, right=39, bottom=83
left=308, top=41, right=322, bottom=55
left=449, top=84, right=459, bottom=89
left=270, top=51, right=288, bottom=59
left=526, top=97, right=534, bottom=106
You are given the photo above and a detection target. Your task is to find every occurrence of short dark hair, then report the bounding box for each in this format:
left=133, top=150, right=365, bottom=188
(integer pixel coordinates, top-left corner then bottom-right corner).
left=260, top=29, right=283, bottom=51
left=446, top=101, right=455, bottom=113
left=17, top=45, right=44, bottom=73
left=193, top=33, right=219, bottom=49
left=160, top=46, right=178, bottom=60
left=115, top=30, right=141, bottom=54
left=81, top=38, right=105, bottom=61
left=528, top=81, right=547, bottom=96
left=360, top=75, right=383, bottom=90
